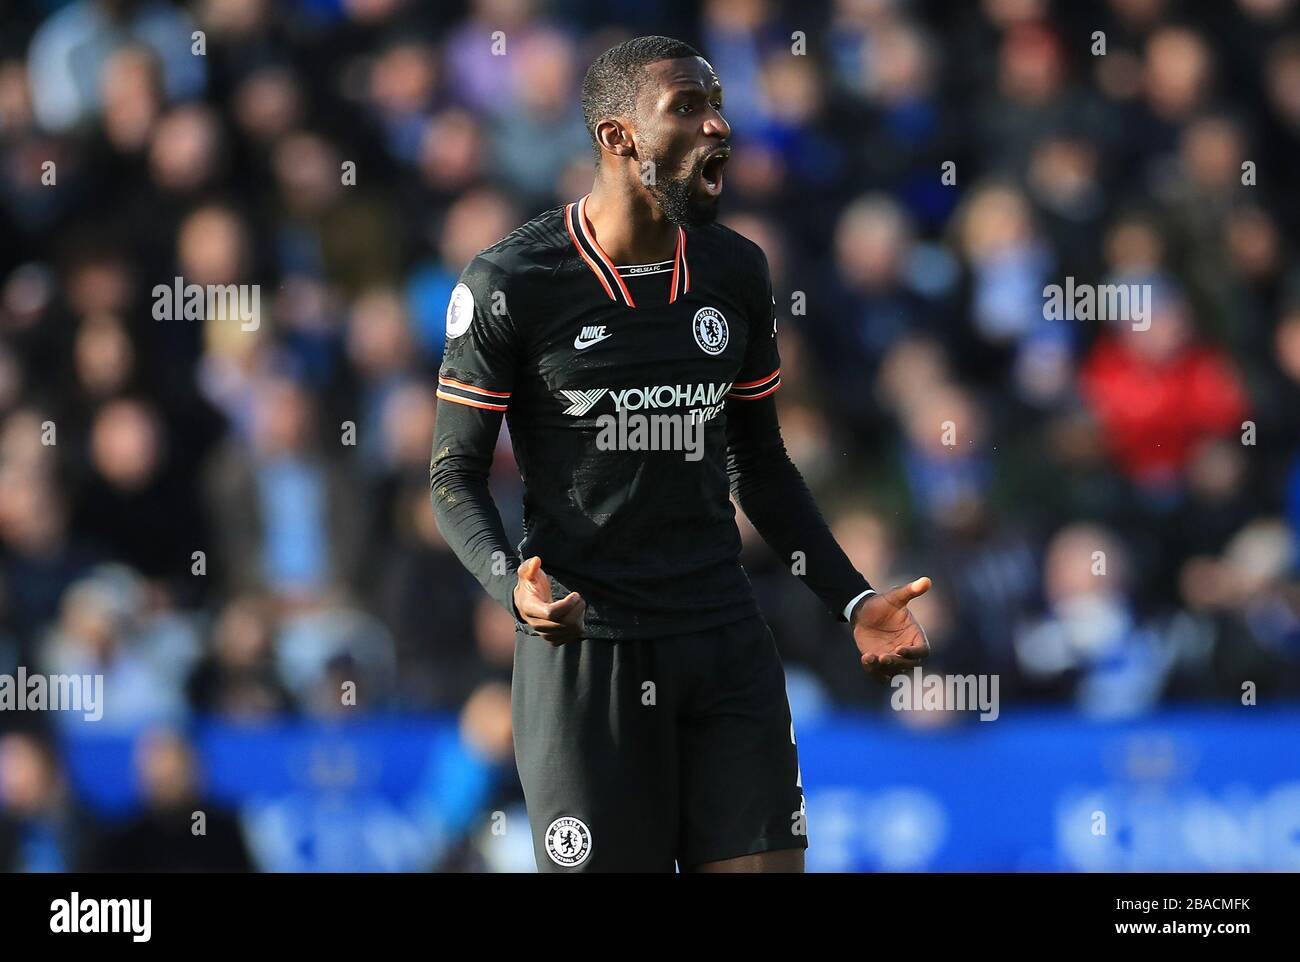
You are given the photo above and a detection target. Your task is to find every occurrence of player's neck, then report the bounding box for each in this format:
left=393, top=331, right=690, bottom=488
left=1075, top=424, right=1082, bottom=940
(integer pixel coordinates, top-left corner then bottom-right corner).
left=584, top=174, right=679, bottom=266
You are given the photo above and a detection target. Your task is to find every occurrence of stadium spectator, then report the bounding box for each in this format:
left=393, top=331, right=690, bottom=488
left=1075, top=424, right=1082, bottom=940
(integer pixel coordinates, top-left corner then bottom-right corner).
left=90, top=726, right=254, bottom=871
left=0, top=730, right=96, bottom=871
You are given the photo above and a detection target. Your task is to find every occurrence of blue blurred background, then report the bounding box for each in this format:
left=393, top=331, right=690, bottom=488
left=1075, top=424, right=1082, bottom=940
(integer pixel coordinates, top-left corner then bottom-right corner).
left=1, top=0, right=1299, bottom=871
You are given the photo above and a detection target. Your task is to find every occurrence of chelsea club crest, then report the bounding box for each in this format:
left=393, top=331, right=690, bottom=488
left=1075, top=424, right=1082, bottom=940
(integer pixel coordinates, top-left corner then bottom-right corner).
left=692, top=306, right=728, bottom=356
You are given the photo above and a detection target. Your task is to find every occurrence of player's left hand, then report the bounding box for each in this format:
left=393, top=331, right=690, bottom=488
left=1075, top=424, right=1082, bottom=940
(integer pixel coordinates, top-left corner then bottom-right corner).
left=851, top=577, right=932, bottom=682
left=514, top=556, right=586, bottom=645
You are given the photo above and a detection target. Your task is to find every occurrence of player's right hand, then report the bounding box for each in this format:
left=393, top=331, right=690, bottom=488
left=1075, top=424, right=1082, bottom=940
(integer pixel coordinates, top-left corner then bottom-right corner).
left=852, top=577, right=932, bottom=682
left=513, top=556, right=586, bottom=645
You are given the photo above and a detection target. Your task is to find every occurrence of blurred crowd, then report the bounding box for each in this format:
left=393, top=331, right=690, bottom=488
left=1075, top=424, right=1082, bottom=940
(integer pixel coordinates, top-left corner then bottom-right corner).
left=1, top=0, right=1300, bottom=868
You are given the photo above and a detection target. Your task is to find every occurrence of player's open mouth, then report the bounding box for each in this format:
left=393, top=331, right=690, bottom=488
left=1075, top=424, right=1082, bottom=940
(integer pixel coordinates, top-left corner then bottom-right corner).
left=700, top=148, right=729, bottom=197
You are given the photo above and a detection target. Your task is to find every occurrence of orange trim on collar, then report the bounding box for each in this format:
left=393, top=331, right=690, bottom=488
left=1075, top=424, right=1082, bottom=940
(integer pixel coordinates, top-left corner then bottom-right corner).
left=566, top=197, right=695, bottom=308
left=577, top=195, right=636, bottom=307
left=565, top=202, right=615, bottom=301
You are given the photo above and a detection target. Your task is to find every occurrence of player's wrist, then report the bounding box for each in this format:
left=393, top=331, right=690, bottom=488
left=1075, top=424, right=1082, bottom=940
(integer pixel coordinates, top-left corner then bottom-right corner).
left=508, top=573, right=533, bottom=631
left=845, top=588, right=876, bottom=623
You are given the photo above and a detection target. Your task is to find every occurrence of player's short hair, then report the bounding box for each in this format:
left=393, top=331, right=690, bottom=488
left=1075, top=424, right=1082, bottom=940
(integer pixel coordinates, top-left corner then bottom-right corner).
left=580, top=36, right=702, bottom=161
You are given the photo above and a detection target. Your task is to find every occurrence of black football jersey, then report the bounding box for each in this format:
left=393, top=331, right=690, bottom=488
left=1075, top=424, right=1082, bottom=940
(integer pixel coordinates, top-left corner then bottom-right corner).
left=432, top=196, right=783, bottom=640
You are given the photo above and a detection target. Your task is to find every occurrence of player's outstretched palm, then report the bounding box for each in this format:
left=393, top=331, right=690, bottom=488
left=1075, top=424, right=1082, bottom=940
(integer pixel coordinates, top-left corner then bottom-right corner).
left=514, top=556, right=586, bottom=645
left=852, top=577, right=933, bottom=681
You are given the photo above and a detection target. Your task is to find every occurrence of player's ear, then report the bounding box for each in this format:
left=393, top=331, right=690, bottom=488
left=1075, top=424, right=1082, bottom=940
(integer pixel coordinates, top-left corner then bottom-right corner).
left=595, top=118, right=635, bottom=159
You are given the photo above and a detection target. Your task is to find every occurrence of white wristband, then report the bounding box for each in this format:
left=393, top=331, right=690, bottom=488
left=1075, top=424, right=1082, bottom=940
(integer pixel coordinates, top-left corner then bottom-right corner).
left=843, top=588, right=876, bottom=622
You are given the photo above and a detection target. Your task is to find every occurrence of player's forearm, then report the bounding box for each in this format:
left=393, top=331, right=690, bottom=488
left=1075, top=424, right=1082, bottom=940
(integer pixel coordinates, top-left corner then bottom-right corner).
left=731, top=458, right=872, bottom=621
left=726, top=406, right=871, bottom=621
left=430, top=469, right=520, bottom=613
left=429, top=415, right=520, bottom=615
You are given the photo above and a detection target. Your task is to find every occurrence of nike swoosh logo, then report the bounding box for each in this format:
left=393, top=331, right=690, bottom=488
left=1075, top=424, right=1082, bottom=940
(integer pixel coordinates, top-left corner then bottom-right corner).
left=574, top=333, right=613, bottom=350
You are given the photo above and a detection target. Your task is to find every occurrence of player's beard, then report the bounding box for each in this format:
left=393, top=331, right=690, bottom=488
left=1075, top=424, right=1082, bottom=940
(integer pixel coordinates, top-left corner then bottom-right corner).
left=646, top=154, right=719, bottom=228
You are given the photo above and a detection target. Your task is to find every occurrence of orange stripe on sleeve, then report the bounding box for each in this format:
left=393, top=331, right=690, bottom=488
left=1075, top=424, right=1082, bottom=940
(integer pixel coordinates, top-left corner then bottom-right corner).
left=435, top=390, right=508, bottom=412
left=732, top=368, right=781, bottom=389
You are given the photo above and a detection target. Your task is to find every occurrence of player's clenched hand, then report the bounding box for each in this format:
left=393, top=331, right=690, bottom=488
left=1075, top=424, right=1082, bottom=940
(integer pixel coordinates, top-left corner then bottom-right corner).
left=513, top=556, right=586, bottom=645
left=852, top=577, right=933, bottom=682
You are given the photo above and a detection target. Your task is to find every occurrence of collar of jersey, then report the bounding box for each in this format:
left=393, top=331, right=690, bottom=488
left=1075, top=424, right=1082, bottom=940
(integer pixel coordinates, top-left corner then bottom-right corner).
left=565, top=194, right=690, bottom=308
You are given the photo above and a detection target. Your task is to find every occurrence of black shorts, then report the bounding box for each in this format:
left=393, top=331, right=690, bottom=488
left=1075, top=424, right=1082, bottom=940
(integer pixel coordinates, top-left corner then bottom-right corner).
left=511, top=613, right=807, bottom=872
